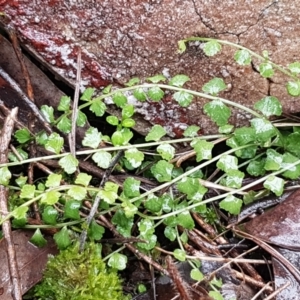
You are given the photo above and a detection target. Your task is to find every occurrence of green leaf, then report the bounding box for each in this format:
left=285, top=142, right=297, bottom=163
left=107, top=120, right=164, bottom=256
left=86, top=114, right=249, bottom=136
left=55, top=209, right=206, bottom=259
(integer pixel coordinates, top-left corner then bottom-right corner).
left=11, top=206, right=28, bottom=220
left=98, top=182, right=119, bottom=204
left=183, top=125, right=200, bottom=137
left=177, top=211, right=194, bottom=229
left=42, top=206, right=58, bottom=225
left=282, top=153, right=300, bottom=179
left=45, top=174, right=62, bottom=188
left=102, top=84, right=112, bottom=94
left=15, top=176, right=27, bottom=187
left=108, top=253, right=128, bottom=270
left=217, top=155, right=238, bottom=172
left=145, top=125, right=166, bottom=141
left=173, top=91, right=193, bottom=107
left=59, top=154, right=79, bottom=174
left=287, top=81, right=300, bottom=96
left=92, top=150, right=112, bottom=169
left=190, top=268, right=204, bottom=281
left=157, top=143, right=175, bottom=160
left=254, top=96, right=282, bottom=117
left=288, top=62, right=300, bottom=74
left=124, top=77, right=140, bottom=86
left=259, top=62, right=274, bottom=78
left=112, top=209, right=134, bottom=237
left=106, top=116, right=119, bottom=126
left=138, top=219, right=155, bottom=238
left=76, top=111, right=87, bottom=127
left=151, top=160, right=173, bottom=182
left=220, top=170, right=244, bottom=188
left=123, top=177, right=140, bottom=198
left=191, top=140, right=214, bottom=161
left=169, top=75, right=190, bottom=87
left=121, top=118, right=135, bottom=128
left=111, top=128, right=133, bottom=146
left=30, top=229, right=47, bottom=247
left=41, top=190, right=61, bottom=205
left=64, top=200, right=81, bottom=220
left=147, top=86, right=164, bottom=101
left=0, top=167, right=11, bottom=185
left=145, top=194, right=163, bottom=213
left=202, top=78, right=227, bottom=96
left=164, top=226, right=177, bottom=241
left=88, top=220, right=105, bottom=240
left=177, top=40, right=187, bottom=54
left=45, top=132, right=64, bottom=154
left=203, top=100, right=231, bottom=126
left=233, top=127, right=255, bottom=145
left=264, top=149, right=282, bottom=171
left=146, top=74, right=166, bottom=83
left=203, top=40, right=222, bottom=56
left=20, top=184, right=36, bottom=199
left=67, top=186, right=87, bottom=200
left=80, top=87, right=95, bottom=101
left=162, top=194, right=174, bottom=213
left=219, top=195, right=243, bottom=215
left=82, top=127, right=102, bottom=149
left=122, top=104, right=135, bottom=119
left=90, top=98, right=106, bottom=116
left=264, top=175, right=284, bottom=196
left=53, top=226, right=71, bottom=250
left=8, top=148, right=28, bottom=162
left=75, top=173, right=92, bottom=187
left=124, top=148, right=144, bottom=168
left=209, top=290, right=224, bottom=300
left=250, top=118, right=277, bottom=142
left=133, top=87, right=147, bottom=102
left=173, top=249, right=186, bottom=261
left=35, top=131, right=48, bottom=146
left=57, top=115, right=71, bottom=133
left=112, top=91, right=127, bottom=107
left=41, top=105, right=55, bottom=123
left=218, top=124, right=234, bottom=134
left=247, top=158, right=266, bottom=176
left=57, top=95, right=71, bottom=111
left=15, top=128, right=31, bottom=143
left=285, top=132, right=300, bottom=157
left=234, top=49, right=251, bottom=65
left=177, top=177, right=200, bottom=199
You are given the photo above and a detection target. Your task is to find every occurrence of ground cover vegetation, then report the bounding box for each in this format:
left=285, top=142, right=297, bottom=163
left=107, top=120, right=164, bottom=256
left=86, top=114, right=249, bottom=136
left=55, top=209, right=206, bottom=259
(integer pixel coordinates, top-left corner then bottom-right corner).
left=1, top=37, right=300, bottom=299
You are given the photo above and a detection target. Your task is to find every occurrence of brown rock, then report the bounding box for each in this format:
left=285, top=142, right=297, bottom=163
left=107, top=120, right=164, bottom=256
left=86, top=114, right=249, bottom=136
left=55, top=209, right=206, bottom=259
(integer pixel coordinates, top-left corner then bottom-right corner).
left=0, top=0, right=299, bottom=136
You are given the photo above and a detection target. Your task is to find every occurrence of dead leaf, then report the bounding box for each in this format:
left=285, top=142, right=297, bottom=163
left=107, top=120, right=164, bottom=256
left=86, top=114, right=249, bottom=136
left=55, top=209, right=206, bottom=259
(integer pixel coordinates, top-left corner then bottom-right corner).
left=0, top=230, right=57, bottom=299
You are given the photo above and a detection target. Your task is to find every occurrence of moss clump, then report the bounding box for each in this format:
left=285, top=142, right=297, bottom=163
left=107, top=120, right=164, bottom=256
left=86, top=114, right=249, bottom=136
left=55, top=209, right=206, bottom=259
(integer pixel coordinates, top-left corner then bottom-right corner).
left=34, top=242, right=130, bottom=300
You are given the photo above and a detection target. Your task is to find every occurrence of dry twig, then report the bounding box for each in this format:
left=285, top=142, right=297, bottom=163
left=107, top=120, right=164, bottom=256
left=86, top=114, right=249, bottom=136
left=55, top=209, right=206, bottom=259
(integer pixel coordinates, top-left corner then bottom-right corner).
left=0, top=107, right=22, bottom=300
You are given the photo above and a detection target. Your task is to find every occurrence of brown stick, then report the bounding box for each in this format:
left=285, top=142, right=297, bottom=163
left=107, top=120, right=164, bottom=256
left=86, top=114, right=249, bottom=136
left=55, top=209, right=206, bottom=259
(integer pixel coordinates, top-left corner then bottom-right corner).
left=0, top=107, right=22, bottom=300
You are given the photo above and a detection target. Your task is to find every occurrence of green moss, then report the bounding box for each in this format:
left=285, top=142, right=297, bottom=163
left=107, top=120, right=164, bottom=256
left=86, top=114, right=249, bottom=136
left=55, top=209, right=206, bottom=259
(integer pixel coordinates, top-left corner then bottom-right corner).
left=34, top=243, right=130, bottom=300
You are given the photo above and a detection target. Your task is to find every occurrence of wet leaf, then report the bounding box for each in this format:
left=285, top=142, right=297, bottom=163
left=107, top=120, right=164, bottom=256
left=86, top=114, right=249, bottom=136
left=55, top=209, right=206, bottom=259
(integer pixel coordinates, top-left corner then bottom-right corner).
left=254, top=96, right=282, bottom=117
left=204, top=100, right=231, bottom=126
left=169, top=74, right=190, bottom=87
left=64, top=200, right=81, bottom=220
left=203, top=40, right=222, bottom=56
left=82, top=127, right=102, bottom=149
left=59, top=154, right=79, bottom=174
left=202, top=78, right=227, bottom=96
left=92, top=150, right=112, bottom=169
left=108, top=253, right=128, bottom=270
left=45, top=132, right=64, bottom=154
left=234, top=49, right=251, bottom=65
left=219, top=195, right=243, bottom=215
left=145, top=125, right=166, bottom=141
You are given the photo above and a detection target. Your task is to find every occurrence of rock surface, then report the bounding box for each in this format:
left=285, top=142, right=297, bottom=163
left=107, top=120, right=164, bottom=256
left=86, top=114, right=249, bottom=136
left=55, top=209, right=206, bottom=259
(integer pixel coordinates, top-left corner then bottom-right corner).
left=0, top=0, right=300, bottom=136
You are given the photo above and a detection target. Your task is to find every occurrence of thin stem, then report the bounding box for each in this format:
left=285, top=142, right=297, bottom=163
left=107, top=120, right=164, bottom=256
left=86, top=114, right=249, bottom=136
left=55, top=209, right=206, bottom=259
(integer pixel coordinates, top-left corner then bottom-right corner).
left=182, top=37, right=296, bottom=79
